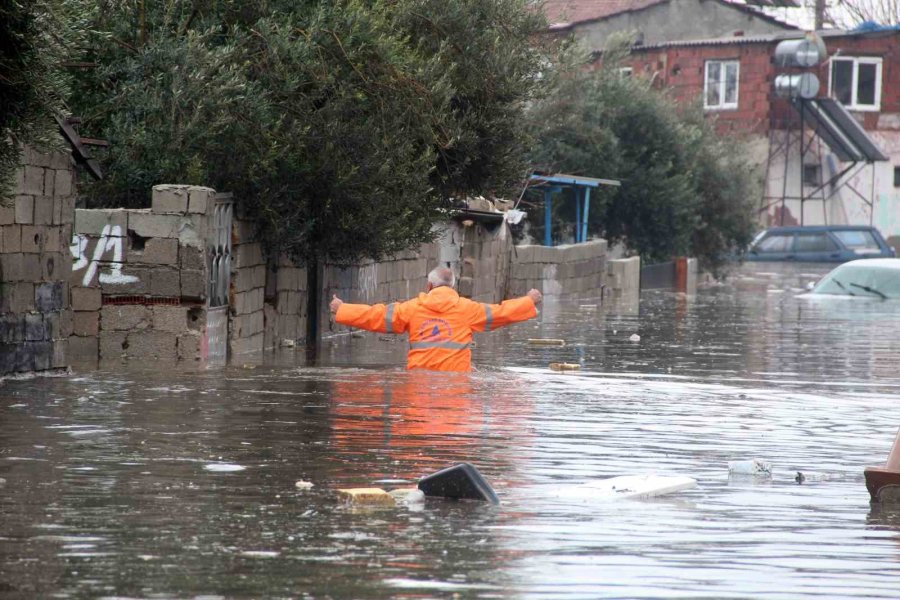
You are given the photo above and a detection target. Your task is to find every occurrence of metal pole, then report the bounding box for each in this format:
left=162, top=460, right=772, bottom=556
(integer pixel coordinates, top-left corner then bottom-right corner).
left=582, top=187, right=591, bottom=243
left=575, top=188, right=582, bottom=243
left=544, top=190, right=553, bottom=247
left=799, top=101, right=805, bottom=226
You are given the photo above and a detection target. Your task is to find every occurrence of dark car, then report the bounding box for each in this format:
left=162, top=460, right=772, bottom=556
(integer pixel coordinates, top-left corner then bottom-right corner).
left=745, top=225, right=896, bottom=262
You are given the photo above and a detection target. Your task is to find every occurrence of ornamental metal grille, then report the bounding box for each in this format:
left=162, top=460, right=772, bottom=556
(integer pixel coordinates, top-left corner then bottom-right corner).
left=207, top=193, right=233, bottom=308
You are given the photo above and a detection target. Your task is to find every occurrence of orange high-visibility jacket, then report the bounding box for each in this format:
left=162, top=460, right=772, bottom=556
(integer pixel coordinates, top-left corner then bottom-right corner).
left=335, top=286, right=538, bottom=372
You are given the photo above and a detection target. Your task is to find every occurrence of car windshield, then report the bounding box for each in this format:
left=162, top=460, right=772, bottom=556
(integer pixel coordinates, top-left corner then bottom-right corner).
left=812, top=263, right=900, bottom=299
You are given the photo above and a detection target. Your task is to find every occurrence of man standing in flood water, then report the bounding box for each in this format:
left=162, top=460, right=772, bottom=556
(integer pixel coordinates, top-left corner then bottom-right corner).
left=329, top=266, right=542, bottom=372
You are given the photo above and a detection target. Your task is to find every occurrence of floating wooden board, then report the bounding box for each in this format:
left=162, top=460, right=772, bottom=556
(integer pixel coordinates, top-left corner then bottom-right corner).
left=553, top=474, right=697, bottom=501
left=549, top=362, right=580, bottom=371
left=336, top=487, right=396, bottom=505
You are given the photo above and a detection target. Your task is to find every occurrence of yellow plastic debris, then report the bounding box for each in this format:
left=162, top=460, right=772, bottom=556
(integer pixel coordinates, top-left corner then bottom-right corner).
left=527, top=338, right=566, bottom=346
left=549, top=362, right=580, bottom=371
left=336, top=487, right=396, bottom=506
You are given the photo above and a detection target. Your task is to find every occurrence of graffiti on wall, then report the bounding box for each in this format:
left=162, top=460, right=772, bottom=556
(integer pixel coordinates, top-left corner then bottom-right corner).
left=70, top=224, right=139, bottom=287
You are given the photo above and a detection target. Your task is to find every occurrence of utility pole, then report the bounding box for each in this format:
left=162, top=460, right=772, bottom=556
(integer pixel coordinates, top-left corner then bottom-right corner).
left=814, top=0, right=826, bottom=30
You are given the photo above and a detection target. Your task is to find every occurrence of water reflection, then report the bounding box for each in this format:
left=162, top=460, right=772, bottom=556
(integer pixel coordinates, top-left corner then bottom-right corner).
left=2, top=263, right=900, bottom=598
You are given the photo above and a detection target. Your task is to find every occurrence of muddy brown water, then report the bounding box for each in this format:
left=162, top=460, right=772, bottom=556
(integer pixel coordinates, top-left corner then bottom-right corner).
left=3, top=263, right=900, bottom=599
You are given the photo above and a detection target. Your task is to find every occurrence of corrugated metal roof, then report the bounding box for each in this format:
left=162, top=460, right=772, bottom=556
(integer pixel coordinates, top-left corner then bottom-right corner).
left=624, top=27, right=897, bottom=52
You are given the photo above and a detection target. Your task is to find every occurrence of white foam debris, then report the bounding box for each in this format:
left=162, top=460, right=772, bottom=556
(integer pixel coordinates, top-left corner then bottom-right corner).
left=203, top=463, right=246, bottom=473
left=295, top=480, right=315, bottom=490
left=629, top=334, right=641, bottom=342
left=728, top=459, right=772, bottom=476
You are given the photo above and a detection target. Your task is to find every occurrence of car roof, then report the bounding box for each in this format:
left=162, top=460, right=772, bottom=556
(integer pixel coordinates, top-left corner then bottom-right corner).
left=836, top=258, right=900, bottom=269
left=761, top=225, right=881, bottom=233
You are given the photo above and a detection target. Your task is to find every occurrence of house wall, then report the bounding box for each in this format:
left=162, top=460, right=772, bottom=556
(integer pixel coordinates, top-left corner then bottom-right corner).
left=1, top=147, right=75, bottom=376
left=569, top=0, right=792, bottom=51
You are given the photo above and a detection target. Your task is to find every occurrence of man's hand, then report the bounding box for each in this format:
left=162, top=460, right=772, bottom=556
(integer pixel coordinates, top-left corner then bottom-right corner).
left=329, top=294, right=344, bottom=314
left=526, top=288, right=543, bottom=306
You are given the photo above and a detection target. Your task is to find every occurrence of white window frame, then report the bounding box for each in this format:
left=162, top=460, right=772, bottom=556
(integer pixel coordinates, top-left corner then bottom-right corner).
left=704, top=60, right=740, bottom=111
left=618, top=66, right=633, bottom=78
left=829, top=56, right=882, bottom=112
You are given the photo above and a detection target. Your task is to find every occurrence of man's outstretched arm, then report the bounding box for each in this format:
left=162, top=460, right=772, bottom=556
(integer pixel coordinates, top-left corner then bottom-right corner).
left=471, top=289, right=542, bottom=332
left=330, top=295, right=409, bottom=333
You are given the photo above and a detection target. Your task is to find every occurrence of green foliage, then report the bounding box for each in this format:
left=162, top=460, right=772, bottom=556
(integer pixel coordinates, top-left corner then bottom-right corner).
left=0, top=0, right=70, bottom=197
left=526, top=48, right=759, bottom=274
left=67, top=0, right=550, bottom=265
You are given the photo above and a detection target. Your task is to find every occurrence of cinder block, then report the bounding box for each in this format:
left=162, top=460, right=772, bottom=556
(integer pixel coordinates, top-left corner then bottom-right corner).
left=177, top=332, right=201, bottom=360
left=151, top=305, right=188, bottom=333
left=1, top=254, right=23, bottom=281
left=124, top=330, right=177, bottom=360
left=69, top=335, right=99, bottom=363
left=150, top=269, right=181, bottom=297
left=181, top=269, right=206, bottom=299
left=235, top=243, right=264, bottom=268
left=43, top=169, right=55, bottom=197
left=60, top=197, right=75, bottom=225
left=234, top=265, right=266, bottom=293
left=98, top=264, right=149, bottom=295
left=58, top=308, right=72, bottom=338
left=51, top=338, right=67, bottom=368
left=128, top=236, right=178, bottom=265
left=0, top=204, right=14, bottom=225
left=233, top=219, right=256, bottom=244
left=187, top=186, right=215, bottom=214
left=35, top=281, right=64, bottom=312
left=25, top=314, right=46, bottom=341
left=151, top=184, right=190, bottom=214
left=0, top=315, right=24, bottom=343
left=32, top=197, right=53, bottom=225
left=126, top=212, right=181, bottom=239
left=71, top=287, right=102, bottom=311
left=54, top=169, right=73, bottom=197
left=73, top=311, right=100, bottom=337
left=14, top=195, right=34, bottom=224
left=229, top=332, right=264, bottom=356
left=101, top=305, right=150, bottom=331
left=99, top=331, right=127, bottom=361
left=179, top=245, right=206, bottom=271
left=23, top=166, right=44, bottom=196
left=20, top=225, right=44, bottom=253
left=1, top=225, right=21, bottom=252
left=75, top=209, right=128, bottom=235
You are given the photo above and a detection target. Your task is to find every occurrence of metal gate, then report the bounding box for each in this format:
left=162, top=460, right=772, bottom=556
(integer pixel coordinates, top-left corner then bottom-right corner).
left=204, top=193, right=233, bottom=363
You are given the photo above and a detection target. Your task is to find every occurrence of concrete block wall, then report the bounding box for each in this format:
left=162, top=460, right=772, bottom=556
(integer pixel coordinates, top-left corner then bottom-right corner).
left=605, top=256, right=641, bottom=305
left=508, top=239, right=608, bottom=299
left=68, top=185, right=214, bottom=364
left=229, top=217, right=268, bottom=355
left=1, top=147, right=74, bottom=376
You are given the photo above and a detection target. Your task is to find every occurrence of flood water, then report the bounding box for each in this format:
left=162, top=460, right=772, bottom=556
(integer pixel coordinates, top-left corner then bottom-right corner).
left=3, top=263, right=900, bottom=599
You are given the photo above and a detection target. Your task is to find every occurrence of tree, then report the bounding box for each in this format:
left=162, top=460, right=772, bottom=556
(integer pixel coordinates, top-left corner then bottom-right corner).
left=525, top=48, right=759, bottom=274
left=828, top=0, right=900, bottom=27
left=65, top=0, right=552, bottom=350
left=0, top=0, right=70, bottom=197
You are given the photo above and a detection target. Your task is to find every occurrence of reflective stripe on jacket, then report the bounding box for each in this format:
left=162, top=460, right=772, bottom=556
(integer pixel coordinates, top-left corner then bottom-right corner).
left=335, top=286, right=537, bottom=372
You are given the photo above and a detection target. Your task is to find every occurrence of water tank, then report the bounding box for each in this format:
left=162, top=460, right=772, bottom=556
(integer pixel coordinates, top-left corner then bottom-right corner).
left=774, top=37, right=826, bottom=68
left=774, top=73, right=820, bottom=99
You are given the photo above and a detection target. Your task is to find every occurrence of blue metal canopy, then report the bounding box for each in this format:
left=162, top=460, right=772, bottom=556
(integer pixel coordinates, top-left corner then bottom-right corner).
left=527, top=173, right=621, bottom=246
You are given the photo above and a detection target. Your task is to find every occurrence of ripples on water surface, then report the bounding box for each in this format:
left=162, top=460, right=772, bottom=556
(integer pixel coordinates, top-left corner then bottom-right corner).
left=2, top=263, right=900, bottom=599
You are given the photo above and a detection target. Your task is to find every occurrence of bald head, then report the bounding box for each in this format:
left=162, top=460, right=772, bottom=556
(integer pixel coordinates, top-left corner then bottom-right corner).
left=427, top=266, right=455, bottom=290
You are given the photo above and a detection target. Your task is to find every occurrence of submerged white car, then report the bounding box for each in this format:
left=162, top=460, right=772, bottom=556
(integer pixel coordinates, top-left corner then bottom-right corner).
left=808, top=258, right=900, bottom=299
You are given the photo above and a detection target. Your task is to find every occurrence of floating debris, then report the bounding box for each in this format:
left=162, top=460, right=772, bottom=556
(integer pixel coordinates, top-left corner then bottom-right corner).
left=350, top=331, right=365, bottom=338
left=389, top=488, right=426, bottom=505
left=336, top=488, right=396, bottom=506
left=203, top=463, right=246, bottom=473
left=629, top=334, right=641, bottom=342
left=728, top=459, right=772, bottom=476
left=549, top=363, right=580, bottom=372
left=528, top=338, right=566, bottom=346
left=281, top=339, right=296, bottom=348
left=579, top=304, right=598, bottom=310
left=418, top=463, right=499, bottom=504
left=295, top=480, right=315, bottom=490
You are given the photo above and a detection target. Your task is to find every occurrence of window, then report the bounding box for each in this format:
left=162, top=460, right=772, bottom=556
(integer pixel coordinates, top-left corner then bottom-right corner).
left=756, top=234, right=792, bottom=253
left=803, top=164, right=821, bottom=187
left=894, top=166, right=900, bottom=187
left=795, top=233, right=838, bottom=252
left=704, top=60, right=739, bottom=110
left=618, top=67, right=633, bottom=78
left=830, top=57, right=882, bottom=111
left=833, top=230, right=879, bottom=251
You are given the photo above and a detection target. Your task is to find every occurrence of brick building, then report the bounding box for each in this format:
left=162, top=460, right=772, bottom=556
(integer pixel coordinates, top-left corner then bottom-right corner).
left=540, top=1, right=900, bottom=251
left=615, top=28, right=900, bottom=249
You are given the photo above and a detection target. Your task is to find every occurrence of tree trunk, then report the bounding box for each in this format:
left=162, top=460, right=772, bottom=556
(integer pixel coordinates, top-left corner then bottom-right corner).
left=305, top=256, right=320, bottom=361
